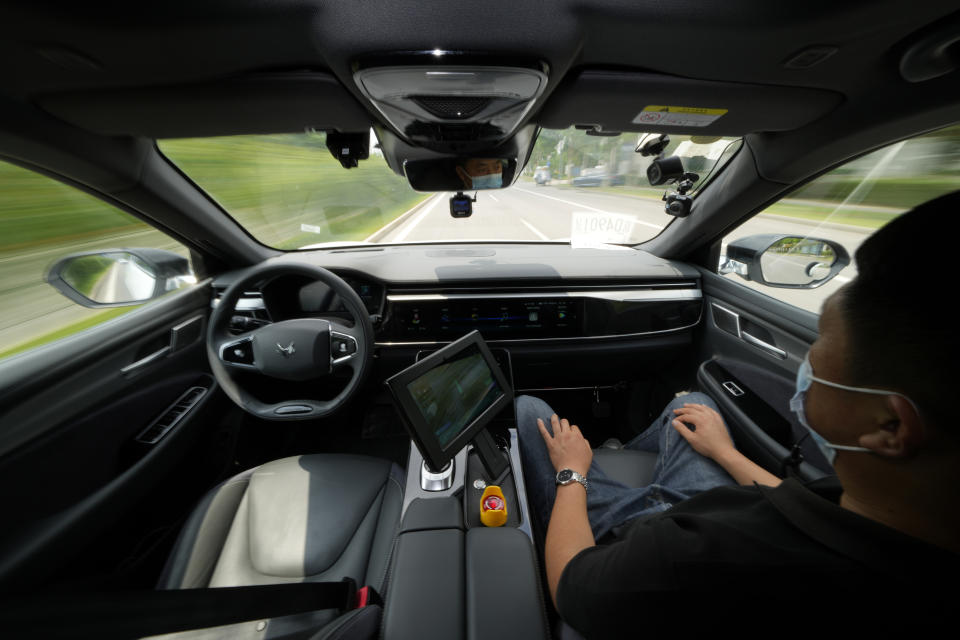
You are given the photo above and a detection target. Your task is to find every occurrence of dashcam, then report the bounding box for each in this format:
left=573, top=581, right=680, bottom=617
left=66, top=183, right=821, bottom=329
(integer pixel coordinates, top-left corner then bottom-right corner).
left=450, top=191, right=475, bottom=218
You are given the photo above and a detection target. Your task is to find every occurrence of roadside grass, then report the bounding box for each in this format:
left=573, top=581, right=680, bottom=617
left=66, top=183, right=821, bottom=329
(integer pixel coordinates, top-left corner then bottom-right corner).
left=791, top=176, right=959, bottom=211
left=0, top=164, right=148, bottom=253
left=158, top=135, right=428, bottom=249
left=761, top=201, right=900, bottom=229
left=0, top=306, right=137, bottom=360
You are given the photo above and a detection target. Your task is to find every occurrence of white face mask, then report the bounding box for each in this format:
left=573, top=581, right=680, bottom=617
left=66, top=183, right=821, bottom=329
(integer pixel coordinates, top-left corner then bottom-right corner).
left=789, top=353, right=905, bottom=465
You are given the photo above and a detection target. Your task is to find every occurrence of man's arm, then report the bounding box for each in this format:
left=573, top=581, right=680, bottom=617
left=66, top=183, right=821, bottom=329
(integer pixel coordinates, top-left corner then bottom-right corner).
left=537, top=414, right=595, bottom=608
left=672, top=403, right=781, bottom=487
left=545, top=483, right=593, bottom=608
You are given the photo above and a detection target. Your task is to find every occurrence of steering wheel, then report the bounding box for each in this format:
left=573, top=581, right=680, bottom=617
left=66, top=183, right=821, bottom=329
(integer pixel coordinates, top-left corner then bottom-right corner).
left=207, top=261, right=375, bottom=421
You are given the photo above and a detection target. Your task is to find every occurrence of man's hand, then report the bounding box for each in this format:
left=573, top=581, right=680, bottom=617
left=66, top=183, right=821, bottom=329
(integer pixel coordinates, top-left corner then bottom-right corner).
left=671, top=403, right=735, bottom=461
left=673, top=403, right=782, bottom=487
left=538, top=414, right=592, bottom=476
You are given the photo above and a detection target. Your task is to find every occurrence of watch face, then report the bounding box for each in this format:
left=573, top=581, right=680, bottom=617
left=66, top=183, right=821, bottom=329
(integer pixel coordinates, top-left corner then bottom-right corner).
left=557, top=469, right=573, bottom=483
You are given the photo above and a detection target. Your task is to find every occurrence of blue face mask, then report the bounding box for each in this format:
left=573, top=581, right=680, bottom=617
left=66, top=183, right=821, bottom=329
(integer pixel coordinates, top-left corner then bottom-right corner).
left=470, top=172, right=502, bottom=190
left=789, top=353, right=890, bottom=465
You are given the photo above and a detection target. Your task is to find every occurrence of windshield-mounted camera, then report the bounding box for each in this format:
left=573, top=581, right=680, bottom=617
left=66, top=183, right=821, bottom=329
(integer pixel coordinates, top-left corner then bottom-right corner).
left=450, top=191, right=477, bottom=218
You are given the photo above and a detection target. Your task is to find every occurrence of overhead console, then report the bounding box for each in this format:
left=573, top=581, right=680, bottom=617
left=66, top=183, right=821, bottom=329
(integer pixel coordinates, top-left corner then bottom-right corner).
left=354, top=59, right=548, bottom=151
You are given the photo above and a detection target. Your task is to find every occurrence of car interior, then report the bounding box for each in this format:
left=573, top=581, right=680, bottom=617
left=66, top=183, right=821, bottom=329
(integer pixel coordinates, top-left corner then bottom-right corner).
left=1, top=2, right=959, bottom=638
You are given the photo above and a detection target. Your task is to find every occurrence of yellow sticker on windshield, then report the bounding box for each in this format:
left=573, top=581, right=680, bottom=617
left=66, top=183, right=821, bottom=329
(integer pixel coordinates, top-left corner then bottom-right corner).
left=633, top=105, right=727, bottom=127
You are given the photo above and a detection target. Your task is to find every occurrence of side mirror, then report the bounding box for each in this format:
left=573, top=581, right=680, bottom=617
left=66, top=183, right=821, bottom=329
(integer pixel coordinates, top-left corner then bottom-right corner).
left=719, top=235, right=850, bottom=289
left=45, top=248, right=195, bottom=308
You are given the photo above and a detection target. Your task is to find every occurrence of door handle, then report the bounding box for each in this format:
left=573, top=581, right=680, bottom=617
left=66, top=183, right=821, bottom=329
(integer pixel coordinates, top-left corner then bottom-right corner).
left=740, top=331, right=787, bottom=359
left=121, top=346, right=171, bottom=375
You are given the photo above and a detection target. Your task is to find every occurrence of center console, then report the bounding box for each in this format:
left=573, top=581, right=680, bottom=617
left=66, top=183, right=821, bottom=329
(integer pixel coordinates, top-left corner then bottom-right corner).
left=385, top=431, right=547, bottom=640
left=382, top=334, right=548, bottom=640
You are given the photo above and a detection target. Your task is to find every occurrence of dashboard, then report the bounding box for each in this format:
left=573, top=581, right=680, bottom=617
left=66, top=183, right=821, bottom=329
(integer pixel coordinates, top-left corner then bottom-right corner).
left=217, top=244, right=704, bottom=346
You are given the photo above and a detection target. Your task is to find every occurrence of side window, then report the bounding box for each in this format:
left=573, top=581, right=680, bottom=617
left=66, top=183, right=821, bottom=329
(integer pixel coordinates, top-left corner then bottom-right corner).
left=719, top=124, right=960, bottom=314
left=0, top=160, right=196, bottom=361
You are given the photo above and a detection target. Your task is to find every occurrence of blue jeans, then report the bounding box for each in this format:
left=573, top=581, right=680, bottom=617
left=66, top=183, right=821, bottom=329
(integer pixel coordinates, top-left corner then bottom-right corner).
left=516, top=393, right=737, bottom=541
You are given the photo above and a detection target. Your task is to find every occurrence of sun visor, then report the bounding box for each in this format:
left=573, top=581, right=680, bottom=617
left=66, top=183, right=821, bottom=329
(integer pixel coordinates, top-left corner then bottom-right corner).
left=36, top=72, right=373, bottom=138
left=536, top=70, right=843, bottom=135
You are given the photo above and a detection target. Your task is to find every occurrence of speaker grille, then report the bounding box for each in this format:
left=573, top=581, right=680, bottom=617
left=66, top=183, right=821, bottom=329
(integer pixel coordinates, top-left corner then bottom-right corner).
left=411, top=96, right=491, bottom=119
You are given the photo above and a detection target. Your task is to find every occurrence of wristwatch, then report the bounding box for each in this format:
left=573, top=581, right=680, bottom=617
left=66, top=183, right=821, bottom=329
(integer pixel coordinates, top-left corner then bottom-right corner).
left=556, top=468, right=588, bottom=491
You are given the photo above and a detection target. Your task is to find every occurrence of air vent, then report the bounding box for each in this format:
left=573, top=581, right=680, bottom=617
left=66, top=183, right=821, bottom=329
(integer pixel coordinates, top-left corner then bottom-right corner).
left=136, top=386, right=208, bottom=444
left=411, top=96, right=491, bottom=119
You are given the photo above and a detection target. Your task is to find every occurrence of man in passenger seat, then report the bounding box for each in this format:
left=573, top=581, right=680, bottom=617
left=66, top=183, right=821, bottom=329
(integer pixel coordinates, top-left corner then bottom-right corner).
left=517, top=192, right=959, bottom=637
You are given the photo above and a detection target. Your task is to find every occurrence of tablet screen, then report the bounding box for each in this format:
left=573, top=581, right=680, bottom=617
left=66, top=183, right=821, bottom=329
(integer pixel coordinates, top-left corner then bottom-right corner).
left=406, top=343, right=504, bottom=448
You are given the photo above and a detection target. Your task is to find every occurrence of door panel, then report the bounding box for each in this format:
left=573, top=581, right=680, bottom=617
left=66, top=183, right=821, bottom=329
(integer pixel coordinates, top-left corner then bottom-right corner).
left=0, top=283, right=228, bottom=592
left=695, top=269, right=833, bottom=481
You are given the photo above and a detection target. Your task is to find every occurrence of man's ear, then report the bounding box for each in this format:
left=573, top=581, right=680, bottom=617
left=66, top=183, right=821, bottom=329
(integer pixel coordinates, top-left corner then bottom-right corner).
left=858, top=395, right=926, bottom=458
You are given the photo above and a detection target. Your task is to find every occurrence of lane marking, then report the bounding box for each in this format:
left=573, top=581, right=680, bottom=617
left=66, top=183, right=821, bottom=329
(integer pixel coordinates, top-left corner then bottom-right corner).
left=513, top=187, right=664, bottom=230
left=389, top=194, right=445, bottom=242
left=489, top=194, right=499, bottom=202
left=364, top=194, right=441, bottom=242
left=519, top=218, right=550, bottom=241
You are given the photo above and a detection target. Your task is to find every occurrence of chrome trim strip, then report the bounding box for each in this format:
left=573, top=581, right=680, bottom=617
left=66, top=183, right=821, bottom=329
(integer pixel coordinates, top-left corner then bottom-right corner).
left=374, top=309, right=702, bottom=347
left=420, top=459, right=455, bottom=492
left=387, top=281, right=699, bottom=294
left=722, top=381, right=745, bottom=397
left=387, top=289, right=701, bottom=303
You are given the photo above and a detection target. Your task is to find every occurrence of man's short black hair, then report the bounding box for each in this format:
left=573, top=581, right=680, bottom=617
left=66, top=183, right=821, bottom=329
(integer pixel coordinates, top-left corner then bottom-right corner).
left=840, top=190, right=960, bottom=435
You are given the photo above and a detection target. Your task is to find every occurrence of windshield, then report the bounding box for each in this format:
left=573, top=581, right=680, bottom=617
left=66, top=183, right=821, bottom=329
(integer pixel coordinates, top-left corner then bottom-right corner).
left=158, top=128, right=739, bottom=250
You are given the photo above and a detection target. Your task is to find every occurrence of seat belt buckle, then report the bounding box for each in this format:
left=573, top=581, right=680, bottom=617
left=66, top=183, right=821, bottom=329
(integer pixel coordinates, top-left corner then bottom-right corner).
left=353, top=585, right=383, bottom=609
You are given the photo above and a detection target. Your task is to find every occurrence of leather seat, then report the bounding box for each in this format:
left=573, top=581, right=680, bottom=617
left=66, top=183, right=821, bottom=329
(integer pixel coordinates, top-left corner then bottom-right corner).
left=159, top=454, right=403, bottom=600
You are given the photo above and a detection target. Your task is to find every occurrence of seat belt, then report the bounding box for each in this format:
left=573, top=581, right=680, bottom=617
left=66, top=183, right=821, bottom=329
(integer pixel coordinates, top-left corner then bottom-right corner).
left=0, top=578, right=380, bottom=639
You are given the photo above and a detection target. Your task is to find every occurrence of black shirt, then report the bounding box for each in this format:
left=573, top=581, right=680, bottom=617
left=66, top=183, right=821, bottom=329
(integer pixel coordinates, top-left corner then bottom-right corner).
left=556, top=478, right=956, bottom=638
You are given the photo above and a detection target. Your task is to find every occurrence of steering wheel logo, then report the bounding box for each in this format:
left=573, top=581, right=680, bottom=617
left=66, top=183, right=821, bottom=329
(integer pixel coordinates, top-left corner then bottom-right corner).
left=276, top=341, right=296, bottom=357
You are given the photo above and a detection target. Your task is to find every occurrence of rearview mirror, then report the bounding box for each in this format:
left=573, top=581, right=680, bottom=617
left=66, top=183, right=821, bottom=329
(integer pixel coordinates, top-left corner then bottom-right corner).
left=46, top=248, right=195, bottom=307
left=719, top=235, right=850, bottom=289
left=405, top=157, right=517, bottom=191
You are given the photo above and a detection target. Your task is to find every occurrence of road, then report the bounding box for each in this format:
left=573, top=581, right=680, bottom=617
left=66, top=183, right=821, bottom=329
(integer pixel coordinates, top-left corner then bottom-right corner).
left=1, top=184, right=874, bottom=353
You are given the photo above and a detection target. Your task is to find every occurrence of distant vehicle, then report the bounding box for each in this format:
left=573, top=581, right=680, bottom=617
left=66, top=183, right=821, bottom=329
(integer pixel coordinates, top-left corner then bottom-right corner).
left=572, top=174, right=603, bottom=187
left=534, top=166, right=551, bottom=185
left=608, top=174, right=626, bottom=186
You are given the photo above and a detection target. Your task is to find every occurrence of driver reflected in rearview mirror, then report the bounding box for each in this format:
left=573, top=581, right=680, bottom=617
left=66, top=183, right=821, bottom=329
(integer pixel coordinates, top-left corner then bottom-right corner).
left=455, top=158, right=504, bottom=190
